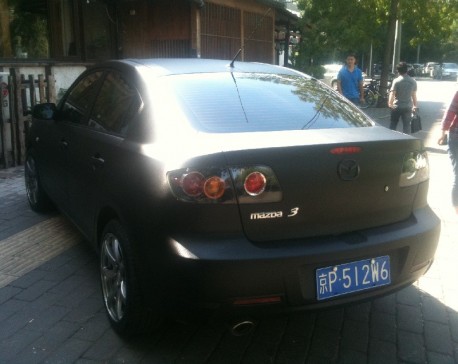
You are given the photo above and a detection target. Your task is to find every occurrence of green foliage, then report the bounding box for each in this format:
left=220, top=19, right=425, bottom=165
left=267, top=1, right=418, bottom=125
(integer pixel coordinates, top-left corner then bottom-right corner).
left=7, top=0, right=49, bottom=58
left=295, top=0, right=458, bottom=69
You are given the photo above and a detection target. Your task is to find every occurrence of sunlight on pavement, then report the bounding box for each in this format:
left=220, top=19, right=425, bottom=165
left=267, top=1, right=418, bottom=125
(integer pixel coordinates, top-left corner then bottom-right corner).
left=416, top=81, right=458, bottom=312
left=0, top=216, right=81, bottom=288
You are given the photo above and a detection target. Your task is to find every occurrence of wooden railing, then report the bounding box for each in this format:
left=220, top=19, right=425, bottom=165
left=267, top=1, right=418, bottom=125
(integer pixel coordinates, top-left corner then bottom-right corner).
left=0, top=69, right=56, bottom=169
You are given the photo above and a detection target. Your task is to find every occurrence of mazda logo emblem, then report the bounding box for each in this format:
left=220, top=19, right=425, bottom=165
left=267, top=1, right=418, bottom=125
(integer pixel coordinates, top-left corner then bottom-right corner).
left=338, top=159, right=360, bottom=181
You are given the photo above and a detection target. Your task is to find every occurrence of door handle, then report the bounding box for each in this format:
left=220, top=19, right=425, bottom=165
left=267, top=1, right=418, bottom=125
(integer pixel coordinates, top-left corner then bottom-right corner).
left=59, top=139, right=68, bottom=149
left=91, top=155, right=105, bottom=168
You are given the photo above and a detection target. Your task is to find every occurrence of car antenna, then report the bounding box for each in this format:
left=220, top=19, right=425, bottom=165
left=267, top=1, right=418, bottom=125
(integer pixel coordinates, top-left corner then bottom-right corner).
left=229, top=7, right=272, bottom=68
left=230, top=49, right=242, bottom=68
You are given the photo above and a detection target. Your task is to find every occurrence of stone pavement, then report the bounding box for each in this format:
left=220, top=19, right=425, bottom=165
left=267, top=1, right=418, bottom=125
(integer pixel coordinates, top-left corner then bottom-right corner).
left=0, top=107, right=457, bottom=363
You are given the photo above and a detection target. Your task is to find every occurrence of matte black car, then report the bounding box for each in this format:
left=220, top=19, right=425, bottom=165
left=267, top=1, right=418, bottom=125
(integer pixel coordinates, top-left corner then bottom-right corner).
left=25, top=59, right=441, bottom=336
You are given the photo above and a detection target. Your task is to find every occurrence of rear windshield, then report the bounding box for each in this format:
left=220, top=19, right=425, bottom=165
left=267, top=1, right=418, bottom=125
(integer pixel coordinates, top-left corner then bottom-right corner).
left=161, top=72, right=373, bottom=133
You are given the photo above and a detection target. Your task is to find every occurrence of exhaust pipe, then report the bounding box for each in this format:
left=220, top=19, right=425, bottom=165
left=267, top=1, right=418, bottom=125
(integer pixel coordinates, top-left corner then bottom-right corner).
left=230, top=319, right=256, bottom=336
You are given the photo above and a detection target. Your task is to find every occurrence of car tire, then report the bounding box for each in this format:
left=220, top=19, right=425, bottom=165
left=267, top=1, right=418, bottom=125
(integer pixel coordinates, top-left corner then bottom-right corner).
left=100, top=220, right=163, bottom=336
left=24, top=153, right=54, bottom=212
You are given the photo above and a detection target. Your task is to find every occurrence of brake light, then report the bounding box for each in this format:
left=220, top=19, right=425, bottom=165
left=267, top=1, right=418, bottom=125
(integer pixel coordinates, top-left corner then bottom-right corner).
left=330, top=146, right=362, bottom=154
left=244, top=172, right=266, bottom=196
left=182, top=172, right=205, bottom=197
left=181, top=172, right=227, bottom=200
left=203, top=176, right=225, bottom=199
left=168, top=165, right=282, bottom=203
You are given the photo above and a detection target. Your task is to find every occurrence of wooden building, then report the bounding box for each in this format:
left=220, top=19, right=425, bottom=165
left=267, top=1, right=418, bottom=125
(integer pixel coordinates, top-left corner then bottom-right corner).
left=1, top=0, right=298, bottom=66
left=0, top=0, right=299, bottom=167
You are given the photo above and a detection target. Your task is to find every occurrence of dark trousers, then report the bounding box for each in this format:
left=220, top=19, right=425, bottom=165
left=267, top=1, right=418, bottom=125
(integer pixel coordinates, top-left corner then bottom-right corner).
left=389, top=107, right=411, bottom=134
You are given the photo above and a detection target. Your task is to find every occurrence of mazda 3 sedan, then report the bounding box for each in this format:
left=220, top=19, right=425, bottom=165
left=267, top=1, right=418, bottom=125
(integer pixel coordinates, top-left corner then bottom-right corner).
left=25, top=59, right=441, bottom=336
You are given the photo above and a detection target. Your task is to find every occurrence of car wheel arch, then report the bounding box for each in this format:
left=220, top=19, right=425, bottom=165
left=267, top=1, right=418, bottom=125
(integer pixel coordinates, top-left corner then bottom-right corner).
left=98, top=217, right=164, bottom=336
left=96, top=207, right=121, bottom=249
left=24, top=151, right=55, bottom=213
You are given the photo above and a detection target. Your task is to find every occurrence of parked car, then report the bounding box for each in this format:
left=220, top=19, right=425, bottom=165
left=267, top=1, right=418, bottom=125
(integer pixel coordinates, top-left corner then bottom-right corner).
left=424, top=62, right=439, bottom=77
left=412, top=63, right=423, bottom=76
left=25, top=58, right=441, bottom=336
left=322, top=63, right=368, bottom=90
left=321, top=63, right=342, bottom=90
left=440, top=62, right=458, bottom=80
left=405, top=63, right=416, bottom=77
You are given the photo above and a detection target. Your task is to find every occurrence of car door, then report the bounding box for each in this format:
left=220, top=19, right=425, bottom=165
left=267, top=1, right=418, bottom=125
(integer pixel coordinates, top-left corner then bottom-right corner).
left=53, top=71, right=104, bottom=218
left=31, top=109, right=70, bottom=207
left=67, top=69, right=142, bottom=237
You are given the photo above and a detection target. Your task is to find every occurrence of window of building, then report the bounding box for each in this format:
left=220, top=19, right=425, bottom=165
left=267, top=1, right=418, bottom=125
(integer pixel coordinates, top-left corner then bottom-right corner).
left=1, top=0, right=114, bottom=61
left=48, top=0, right=77, bottom=58
left=0, top=0, right=50, bottom=59
left=81, top=1, right=114, bottom=60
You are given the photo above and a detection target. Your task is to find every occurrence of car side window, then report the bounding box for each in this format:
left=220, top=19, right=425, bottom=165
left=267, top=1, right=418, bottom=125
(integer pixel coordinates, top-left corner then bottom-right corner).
left=62, top=71, right=103, bottom=125
left=89, top=71, right=141, bottom=135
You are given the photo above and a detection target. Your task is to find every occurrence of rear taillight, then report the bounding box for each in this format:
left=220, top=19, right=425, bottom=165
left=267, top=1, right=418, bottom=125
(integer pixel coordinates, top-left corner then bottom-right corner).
left=399, top=151, right=429, bottom=187
left=168, top=165, right=281, bottom=203
left=244, top=172, right=266, bottom=196
left=230, top=166, right=282, bottom=204
left=169, top=168, right=232, bottom=203
left=203, top=176, right=225, bottom=199
left=182, top=172, right=205, bottom=197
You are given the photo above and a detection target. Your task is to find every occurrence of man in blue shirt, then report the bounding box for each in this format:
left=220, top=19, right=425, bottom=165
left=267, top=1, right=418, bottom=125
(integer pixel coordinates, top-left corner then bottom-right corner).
left=337, top=53, right=365, bottom=105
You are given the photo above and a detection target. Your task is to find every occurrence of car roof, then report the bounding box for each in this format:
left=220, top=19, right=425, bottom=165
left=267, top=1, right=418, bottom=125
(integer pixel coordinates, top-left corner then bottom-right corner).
left=100, top=58, right=303, bottom=78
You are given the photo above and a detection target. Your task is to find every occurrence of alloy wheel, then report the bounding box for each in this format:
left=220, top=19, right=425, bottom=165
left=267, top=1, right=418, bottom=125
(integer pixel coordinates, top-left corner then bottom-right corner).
left=100, top=233, right=127, bottom=323
left=25, top=157, right=39, bottom=206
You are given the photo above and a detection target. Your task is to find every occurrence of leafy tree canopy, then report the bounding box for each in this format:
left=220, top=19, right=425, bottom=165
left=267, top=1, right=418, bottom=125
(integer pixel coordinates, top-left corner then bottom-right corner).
left=294, top=0, right=458, bottom=72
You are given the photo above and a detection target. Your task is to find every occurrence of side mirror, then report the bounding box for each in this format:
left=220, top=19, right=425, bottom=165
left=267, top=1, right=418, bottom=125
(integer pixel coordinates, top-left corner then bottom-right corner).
left=32, top=103, right=57, bottom=120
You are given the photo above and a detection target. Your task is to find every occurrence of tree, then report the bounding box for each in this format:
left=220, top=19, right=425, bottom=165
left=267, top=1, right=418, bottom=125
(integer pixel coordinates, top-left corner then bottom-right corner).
left=378, top=0, right=398, bottom=106
left=295, top=0, right=389, bottom=72
left=0, top=0, right=13, bottom=57
left=295, top=0, right=458, bottom=106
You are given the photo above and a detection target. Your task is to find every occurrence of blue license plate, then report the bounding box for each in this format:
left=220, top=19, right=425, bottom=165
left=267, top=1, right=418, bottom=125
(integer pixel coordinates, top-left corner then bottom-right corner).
left=316, top=256, right=391, bottom=300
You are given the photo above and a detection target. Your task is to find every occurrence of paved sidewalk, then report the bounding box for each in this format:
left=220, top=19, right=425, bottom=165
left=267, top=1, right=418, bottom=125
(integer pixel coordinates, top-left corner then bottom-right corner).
left=0, top=107, right=457, bottom=363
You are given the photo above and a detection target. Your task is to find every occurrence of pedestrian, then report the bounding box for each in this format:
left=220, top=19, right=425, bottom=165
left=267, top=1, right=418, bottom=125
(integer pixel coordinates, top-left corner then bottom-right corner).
left=388, top=61, right=418, bottom=134
left=336, top=53, right=365, bottom=105
left=438, top=90, right=458, bottom=214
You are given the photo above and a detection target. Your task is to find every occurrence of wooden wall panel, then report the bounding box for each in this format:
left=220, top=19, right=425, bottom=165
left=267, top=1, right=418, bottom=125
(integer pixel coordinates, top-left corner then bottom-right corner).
left=119, top=0, right=191, bottom=58
left=243, top=10, right=274, bottom=63
left=117, top=0, right=275, bottom=62
left=200, top=3, right=241, bottom=60
left=201, top=2, right=274, bottom=63
left=118, top=1, right=150, bottom=58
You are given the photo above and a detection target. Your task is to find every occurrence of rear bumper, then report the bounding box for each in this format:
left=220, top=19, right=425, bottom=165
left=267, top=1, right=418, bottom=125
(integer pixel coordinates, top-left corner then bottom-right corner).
left=162, top=206, right=440, bottom=313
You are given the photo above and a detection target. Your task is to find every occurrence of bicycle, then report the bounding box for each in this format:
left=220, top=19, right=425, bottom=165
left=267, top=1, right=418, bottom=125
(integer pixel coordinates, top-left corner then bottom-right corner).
left=363, top=79, right=385, bottom=107
left=364, top=80, right=390, bottom=107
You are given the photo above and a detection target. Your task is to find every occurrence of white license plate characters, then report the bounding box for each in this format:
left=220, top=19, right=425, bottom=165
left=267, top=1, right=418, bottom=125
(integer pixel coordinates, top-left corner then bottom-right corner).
left=316, top=256, right=391, bottom=300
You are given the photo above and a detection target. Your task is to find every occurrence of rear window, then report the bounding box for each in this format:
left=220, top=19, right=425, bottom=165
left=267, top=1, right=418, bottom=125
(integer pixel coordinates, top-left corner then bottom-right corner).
left=161, top=72, right=373, bottom=133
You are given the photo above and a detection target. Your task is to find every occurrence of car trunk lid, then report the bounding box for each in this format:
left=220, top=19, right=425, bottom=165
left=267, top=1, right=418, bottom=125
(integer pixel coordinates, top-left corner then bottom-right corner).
left=217, top=127, right=423, bottom=242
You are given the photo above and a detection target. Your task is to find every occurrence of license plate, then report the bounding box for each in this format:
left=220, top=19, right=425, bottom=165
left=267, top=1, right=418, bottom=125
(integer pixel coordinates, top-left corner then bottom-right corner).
left=316, top=256, right=391, bottom=300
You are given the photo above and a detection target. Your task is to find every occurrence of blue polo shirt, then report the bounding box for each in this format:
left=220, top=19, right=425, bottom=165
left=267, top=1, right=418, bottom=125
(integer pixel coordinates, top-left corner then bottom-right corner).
left=337, top=66, right=363, bottom=100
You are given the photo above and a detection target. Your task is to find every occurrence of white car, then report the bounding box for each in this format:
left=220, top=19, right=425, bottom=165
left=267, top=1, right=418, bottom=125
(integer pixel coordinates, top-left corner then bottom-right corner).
left=424, top=62, right=439, bottom=77
left=322, top=64, right=343, bottom=90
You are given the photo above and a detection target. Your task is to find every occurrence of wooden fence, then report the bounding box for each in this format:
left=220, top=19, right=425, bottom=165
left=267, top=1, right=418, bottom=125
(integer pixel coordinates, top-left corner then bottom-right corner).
left=0, top=69, right=56, bottom=169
